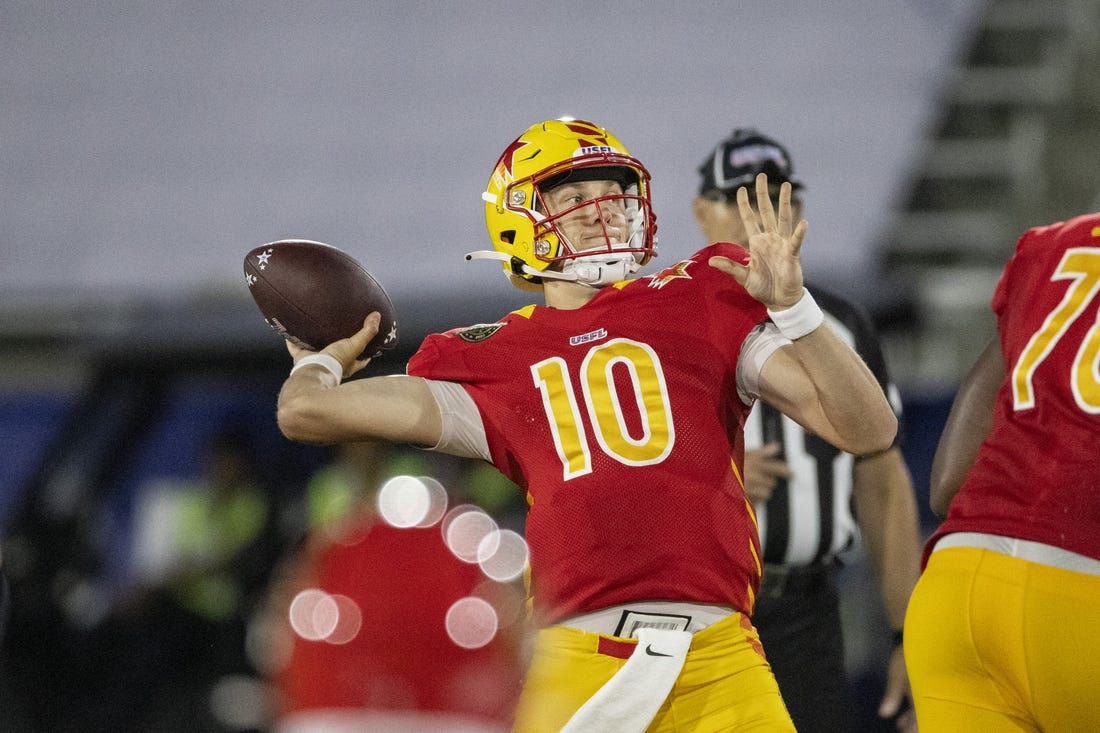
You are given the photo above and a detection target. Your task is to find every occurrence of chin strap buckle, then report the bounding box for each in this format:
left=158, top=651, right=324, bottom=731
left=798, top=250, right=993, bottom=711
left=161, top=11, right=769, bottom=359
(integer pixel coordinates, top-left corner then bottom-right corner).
left=509, top=256, right=535, bottom=279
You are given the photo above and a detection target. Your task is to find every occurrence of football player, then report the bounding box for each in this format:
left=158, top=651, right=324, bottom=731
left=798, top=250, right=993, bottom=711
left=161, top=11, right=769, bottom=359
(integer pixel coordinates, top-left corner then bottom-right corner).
left=905, top=212, right=1100, bottom=732
left=276, top=118, right=896, bottom=731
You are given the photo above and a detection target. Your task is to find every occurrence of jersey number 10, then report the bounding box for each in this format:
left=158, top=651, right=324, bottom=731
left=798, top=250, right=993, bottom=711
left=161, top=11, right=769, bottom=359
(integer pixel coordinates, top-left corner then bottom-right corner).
left=532, top=338, right=675, bottom=480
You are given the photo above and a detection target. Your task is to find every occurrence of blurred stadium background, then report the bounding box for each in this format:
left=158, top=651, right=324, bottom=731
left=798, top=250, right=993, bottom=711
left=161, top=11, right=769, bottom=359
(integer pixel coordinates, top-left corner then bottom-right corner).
left=2, top=1, right=1099, bottom=730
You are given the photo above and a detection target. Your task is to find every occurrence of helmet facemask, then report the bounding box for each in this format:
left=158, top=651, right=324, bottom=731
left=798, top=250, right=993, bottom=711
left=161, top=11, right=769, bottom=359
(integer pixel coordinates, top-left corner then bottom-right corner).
left=523, top=163, right=655, bottom=286
left=473, top=118, right=658, bottom=288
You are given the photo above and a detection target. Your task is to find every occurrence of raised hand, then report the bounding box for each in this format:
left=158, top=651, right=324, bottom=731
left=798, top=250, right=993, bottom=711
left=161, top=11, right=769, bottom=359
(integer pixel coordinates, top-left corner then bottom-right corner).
left=708, top=173, right=808, bottom=310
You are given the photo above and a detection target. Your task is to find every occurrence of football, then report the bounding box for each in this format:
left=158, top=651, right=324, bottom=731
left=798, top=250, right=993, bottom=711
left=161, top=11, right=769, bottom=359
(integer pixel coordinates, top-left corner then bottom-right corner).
left=243, top=239, right=398, bottom=359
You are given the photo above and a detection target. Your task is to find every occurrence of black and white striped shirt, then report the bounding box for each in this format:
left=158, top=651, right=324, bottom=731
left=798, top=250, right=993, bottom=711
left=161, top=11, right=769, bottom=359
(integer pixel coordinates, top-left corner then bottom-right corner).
left=744, top=284, right=901, bottom=567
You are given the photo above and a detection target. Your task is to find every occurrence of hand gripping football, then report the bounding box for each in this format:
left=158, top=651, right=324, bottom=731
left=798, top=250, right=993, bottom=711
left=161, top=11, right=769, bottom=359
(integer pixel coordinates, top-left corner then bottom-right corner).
left=244, top=239, right=398, bottom=359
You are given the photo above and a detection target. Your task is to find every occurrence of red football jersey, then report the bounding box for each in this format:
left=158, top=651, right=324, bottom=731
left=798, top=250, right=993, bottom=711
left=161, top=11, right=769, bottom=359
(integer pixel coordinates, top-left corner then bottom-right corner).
left=408, top=243, right=769, bottom=625
left=274, top=519, right=522, bottom=722
left=926, top=213, right=1100, bottom=562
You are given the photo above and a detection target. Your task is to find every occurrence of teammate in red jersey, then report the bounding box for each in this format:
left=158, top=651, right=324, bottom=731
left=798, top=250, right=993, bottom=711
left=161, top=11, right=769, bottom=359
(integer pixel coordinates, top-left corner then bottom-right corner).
left=905, top=212, right=1100, bottom=732
left=275, top=118, right=896, bottom=732
left=270, top=516, right=523, bottom=732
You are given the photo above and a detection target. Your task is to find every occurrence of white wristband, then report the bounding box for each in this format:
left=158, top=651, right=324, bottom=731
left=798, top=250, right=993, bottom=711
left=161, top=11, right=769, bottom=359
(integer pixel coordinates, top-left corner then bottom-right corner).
left=767, top=288, right=824, bottom=340
left=289, top=353, right=343, bottom=387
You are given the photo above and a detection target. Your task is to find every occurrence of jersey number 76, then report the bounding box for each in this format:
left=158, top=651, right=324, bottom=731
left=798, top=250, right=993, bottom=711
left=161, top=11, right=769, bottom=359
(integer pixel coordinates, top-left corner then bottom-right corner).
left=1011, top=248, right=1100, bottom=413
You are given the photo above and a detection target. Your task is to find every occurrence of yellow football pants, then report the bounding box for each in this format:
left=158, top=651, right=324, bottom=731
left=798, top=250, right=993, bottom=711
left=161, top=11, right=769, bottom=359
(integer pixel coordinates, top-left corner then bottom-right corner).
left=905, top=546, right=1100, bottom=732
left=512, top=611, right=795, bottom=732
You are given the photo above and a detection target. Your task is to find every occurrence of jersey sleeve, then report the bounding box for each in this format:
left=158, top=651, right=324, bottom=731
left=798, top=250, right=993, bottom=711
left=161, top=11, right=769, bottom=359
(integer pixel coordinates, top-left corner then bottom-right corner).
left=736, top=323, right=788, bottom=403
left=421, top=378, right=491, bottom=461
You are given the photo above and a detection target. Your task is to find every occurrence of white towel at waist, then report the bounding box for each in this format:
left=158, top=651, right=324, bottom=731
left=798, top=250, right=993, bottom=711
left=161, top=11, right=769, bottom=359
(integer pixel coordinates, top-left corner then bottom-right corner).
left=560, top=627, right=692, bottom=733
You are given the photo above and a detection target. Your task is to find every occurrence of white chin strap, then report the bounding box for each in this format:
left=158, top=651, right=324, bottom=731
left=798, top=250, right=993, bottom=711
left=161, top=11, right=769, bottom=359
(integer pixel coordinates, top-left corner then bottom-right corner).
left=465, top=250, right=639, bottom=287
left=561, top=252, right=640, bottom=286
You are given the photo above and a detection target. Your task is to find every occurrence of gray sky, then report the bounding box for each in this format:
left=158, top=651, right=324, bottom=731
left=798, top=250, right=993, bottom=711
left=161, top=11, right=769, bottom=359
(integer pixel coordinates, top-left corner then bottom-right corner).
left=1, top=1, right=984, bottom=312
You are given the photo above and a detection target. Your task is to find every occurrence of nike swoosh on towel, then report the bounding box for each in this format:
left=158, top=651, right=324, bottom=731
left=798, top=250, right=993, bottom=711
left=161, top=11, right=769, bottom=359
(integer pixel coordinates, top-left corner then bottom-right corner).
left=645, top=644, right=673, bottom=657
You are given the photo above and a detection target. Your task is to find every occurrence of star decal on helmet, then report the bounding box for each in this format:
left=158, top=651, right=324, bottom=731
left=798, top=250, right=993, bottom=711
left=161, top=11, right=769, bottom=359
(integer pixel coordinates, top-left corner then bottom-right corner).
left=646, top=259, right=694, bottom=290
left=499, top=139, right=534, bottom=175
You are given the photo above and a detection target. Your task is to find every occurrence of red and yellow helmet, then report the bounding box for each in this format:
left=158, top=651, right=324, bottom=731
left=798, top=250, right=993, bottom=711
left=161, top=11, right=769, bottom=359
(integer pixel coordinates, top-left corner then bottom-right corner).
left=479, top=118, right=657, bottom=284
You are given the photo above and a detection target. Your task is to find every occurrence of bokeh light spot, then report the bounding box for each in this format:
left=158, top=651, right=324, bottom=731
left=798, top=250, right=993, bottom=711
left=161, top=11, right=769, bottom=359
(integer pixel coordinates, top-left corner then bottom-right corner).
left=377, top=475, right=430, bottom=528
left=310, top=593, right=340, bottom=640
left=288, top=588, right=328, bottom=641
left=324, top=593, right=363, bottom=645
left=476, top=529, right=529, bottom=582
left=288, top=589, right=363, bottom=645
left=445, top=596, right=499, bottom=649
left=474, top=578, right=527, bottom=627
left=441, top=505, right=498, bottom=563
left=414, top=475, right=448, bottom=527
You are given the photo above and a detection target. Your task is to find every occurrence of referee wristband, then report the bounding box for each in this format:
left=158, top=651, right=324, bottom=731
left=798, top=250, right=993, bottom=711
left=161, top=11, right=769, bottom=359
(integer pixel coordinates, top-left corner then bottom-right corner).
left=767, top=287, right=824, bottom=340
left=289, top=353, right=343, bottom=387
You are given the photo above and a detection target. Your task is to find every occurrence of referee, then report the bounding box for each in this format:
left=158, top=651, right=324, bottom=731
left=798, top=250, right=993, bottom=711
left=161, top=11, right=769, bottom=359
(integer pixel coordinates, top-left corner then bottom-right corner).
left=693, top=129, right=924, bottom=733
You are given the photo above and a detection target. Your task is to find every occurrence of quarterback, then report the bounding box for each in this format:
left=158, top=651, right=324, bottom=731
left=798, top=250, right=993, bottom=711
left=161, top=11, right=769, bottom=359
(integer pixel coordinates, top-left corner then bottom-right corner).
left=276, top=118, right=896, bottom=731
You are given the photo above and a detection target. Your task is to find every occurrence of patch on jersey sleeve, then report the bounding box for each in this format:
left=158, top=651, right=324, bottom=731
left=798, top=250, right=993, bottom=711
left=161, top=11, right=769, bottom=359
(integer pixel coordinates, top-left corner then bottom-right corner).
left=645, top=259, right=694, bottom=290
left=456, top=323, right=506, bottom=343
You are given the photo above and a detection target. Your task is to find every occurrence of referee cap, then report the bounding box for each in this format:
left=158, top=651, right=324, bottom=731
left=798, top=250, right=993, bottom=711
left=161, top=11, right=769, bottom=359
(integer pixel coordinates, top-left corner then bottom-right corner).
left=697, top=128, right=803, bottom=197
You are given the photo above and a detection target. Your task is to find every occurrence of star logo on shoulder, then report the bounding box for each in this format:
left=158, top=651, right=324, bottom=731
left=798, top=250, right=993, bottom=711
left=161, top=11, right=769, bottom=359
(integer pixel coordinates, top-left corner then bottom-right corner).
left=645, top=259, right=694, bottom=290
